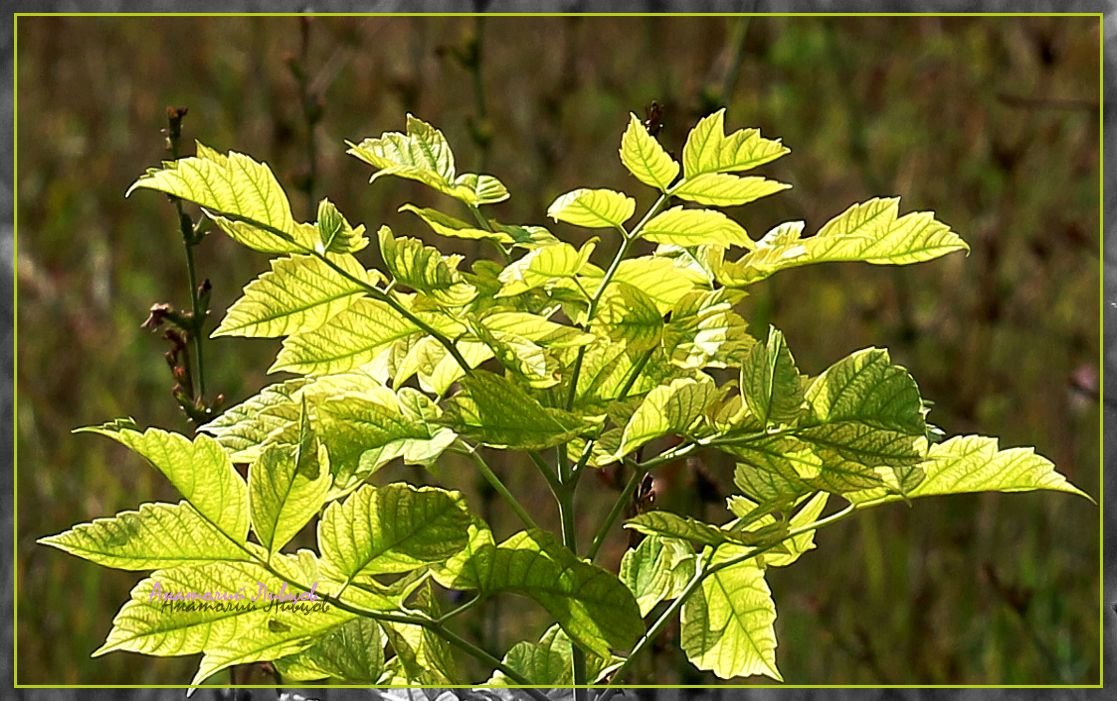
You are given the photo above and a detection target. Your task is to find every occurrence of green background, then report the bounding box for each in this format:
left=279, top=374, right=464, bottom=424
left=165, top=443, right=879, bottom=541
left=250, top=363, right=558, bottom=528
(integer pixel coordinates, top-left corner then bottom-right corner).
left=15, top=14, right=1101, bottom=685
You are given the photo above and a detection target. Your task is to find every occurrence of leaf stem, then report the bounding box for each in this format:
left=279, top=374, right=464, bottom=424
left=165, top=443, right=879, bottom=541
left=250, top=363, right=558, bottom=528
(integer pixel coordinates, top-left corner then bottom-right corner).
left=461, top=443, right=541, bottom=532
left=587, top=462, right=644, bottom=561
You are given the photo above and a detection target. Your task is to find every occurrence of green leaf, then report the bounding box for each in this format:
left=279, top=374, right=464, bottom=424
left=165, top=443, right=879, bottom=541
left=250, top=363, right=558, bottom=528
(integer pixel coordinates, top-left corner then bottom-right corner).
left=620, top=113, right=679, bottom=191
left=433, top=527, right=644, bottom=657
left=625, top=511, right=760, bottom=549
left=716, top=198, right=968, bottom=286
left=248, top=402, right=332, bottom=556
left=213, top=253, right=373, bottom=338
left=805, top=347, right=926, bottom=434
left=272, top=617, right=384, bottom=682
left=199, top=378, right=310, bottom=462
left=619, top=535, right=696, bottom=616
left=682, top=108, right=789, bottom=178
left=681, top=546, right=781, bottom=681
left=740, top=327, right=804, bottom=426
left=318, top=483, right=472, bottom=580
left=38, top=501, right=251, bottom=570
left=127, top=144, right=311, bottom=254
left=547, top=188, right=635, bottom=229
left=378, top=226, right=477, bottom=306
left=316, top=198, right=369, bottom=253
left=442, top=371, right=590, bottom=450
left=795, top=422, right=923, bottom=493
left=727, top=492, right=829, bottom=567
left=400, top=203, right=514, bottom=243
left=639, top=207, right=752, bottom=248
left=380, top=580, right=461, bottom=684
left=314, top=392, right=457, bottom=494
left=272, top=298, right=420, bottom=375
left=488, top=625, right=573, bottom=686
left=728, top=436, right=818, bottom=505
left=662, top=290, right=755, bottom=370
left=671, top=173, right=790, bottom=208
left=602, top=256, right=708, bottom=315
left=77, top=425, right=248, bottom=541
left=596, top=282, right=665, bottom=353
left=849, top=435, right=1091, bottom=504
left=346, top=114, right=509, bottom=205
left=615, top=376, right=716, bottom=458
left=498, top=240, right=597, bottom=297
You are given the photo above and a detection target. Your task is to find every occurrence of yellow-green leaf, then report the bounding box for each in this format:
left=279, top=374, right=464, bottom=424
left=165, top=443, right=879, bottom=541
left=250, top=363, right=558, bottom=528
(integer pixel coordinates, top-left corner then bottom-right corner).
left=400, top=203, right=514, bottom=243
left=38, top=501, right=251, bottom=570
left=547, top=188, right=635, bottom=229
left=318, top=483, right=472, bottom=580
left=316, top=198, right=369, bottom=253
left=77, top=424, right=248, bottom=541
left=271, top=298, right=420, bottom=375
left=681, top=546, right=781, bottom=681
left=620, top=112, right=679, bottom=191
left=378, top=226, right=477, bottom=306
left=639, top=207, right=752, bottom=248
left=127, top=144, right=310, bottom=254
left=213, top=254, right=373, bottom=338
left=671, top=173, right=790, bottom=208
left=682, top=109, right=789, bottom=179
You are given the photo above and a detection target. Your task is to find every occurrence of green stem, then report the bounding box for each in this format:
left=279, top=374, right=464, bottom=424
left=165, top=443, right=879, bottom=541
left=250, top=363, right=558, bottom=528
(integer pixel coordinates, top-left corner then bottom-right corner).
left=462, top=444, right=541, bottom=532
left=587, top=463, right=644, bottom=561
left=166, top=112, right=208, bottom=410
left=529, top=450, right=563, bottom=498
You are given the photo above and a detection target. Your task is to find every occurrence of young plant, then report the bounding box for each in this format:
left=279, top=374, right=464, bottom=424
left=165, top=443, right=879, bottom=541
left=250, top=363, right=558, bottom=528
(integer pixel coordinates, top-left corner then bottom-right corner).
left=40, top=110, right=1091, bottom=691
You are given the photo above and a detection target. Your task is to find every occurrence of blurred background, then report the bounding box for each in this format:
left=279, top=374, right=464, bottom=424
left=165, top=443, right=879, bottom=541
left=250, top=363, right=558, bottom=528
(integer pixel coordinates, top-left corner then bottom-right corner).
left=15, top=14, right=1101, bottom=686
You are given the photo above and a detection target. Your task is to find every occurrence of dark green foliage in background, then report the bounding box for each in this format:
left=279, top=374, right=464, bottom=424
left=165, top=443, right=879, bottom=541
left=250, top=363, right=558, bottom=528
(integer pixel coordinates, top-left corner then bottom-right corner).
left=16, top=14, right=1099, bottom=684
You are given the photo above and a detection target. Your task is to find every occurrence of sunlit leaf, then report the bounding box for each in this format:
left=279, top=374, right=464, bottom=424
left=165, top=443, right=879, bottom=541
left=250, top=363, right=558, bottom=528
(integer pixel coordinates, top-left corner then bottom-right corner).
left=213, top=253, right=374, bottom=338
left=671, top=173, right=790, bottom=208
left=38, top=501, right=250, bottom=570
left=639, top=207, right=752, bottom=248
left=681, top=546, right=781, bottom=681
left=547, top=188, right=635, bottom=229
left=620, top=113, right=679, bottom=191
left=682, top=109, right=789, bottom=179
left=272, top=298, right=420, bottom=375
left=318, top=483, right=473, bottom=580
left=433, top=527, right=644, bottom=657
left=77, top=424, right=248, bottom=541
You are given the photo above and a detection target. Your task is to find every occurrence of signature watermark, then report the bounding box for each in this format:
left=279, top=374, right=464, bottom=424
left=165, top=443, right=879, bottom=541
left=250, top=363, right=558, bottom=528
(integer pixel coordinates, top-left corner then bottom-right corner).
left=148, top=580, right=329, bottom=615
